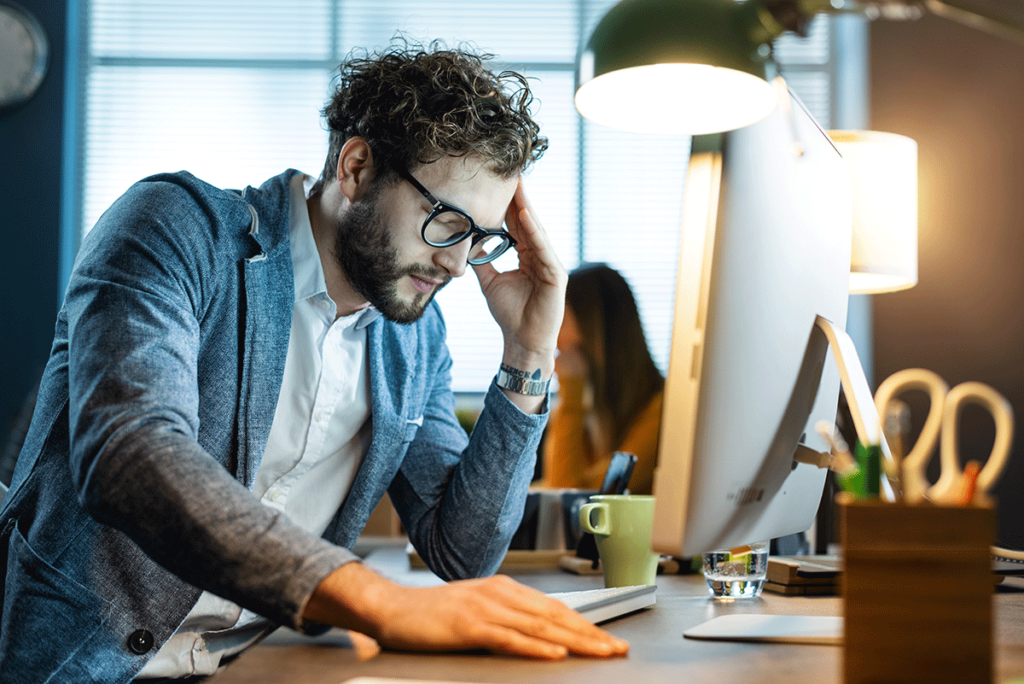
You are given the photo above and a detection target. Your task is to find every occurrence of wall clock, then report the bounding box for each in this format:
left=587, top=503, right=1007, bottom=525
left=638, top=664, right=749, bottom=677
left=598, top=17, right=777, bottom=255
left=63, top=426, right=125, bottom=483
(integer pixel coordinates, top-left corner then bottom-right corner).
left=0, top=2, right=49, bottom=109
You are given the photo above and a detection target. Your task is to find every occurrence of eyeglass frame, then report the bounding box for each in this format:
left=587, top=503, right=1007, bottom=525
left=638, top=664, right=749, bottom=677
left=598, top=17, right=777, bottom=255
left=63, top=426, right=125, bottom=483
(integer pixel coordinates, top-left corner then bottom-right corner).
left=397, top=167, right=518, bottom=265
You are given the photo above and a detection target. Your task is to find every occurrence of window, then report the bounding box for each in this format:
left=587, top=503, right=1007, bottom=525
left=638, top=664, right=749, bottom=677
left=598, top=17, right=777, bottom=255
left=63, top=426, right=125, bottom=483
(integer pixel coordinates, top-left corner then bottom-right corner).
left=77, top=1, right=842, bottom=392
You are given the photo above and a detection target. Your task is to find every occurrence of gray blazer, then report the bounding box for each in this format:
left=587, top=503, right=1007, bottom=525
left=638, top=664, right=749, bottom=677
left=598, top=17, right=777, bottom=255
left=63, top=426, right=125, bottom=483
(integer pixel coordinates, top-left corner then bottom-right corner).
left=0, top=170, right=545, bottom=683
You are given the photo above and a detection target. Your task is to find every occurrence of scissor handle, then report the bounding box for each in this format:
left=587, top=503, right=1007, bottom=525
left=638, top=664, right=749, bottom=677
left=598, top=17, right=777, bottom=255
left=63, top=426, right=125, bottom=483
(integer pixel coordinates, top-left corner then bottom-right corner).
left=929, top=381, right=1015, bottom=504
left=874, top=368, right=948, bottom=504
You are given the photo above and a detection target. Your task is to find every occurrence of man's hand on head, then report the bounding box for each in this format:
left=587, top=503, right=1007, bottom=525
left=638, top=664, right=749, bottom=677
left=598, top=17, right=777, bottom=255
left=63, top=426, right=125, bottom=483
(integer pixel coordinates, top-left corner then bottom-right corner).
left=303, top=562, right=629, bottom=660
left=472, top=182, right=567, bottom=413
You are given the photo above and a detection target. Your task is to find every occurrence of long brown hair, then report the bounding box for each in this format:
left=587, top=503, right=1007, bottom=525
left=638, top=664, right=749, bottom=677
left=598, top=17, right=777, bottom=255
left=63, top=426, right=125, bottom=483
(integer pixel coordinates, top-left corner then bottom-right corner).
left=566, top=263, right=663, bottom=450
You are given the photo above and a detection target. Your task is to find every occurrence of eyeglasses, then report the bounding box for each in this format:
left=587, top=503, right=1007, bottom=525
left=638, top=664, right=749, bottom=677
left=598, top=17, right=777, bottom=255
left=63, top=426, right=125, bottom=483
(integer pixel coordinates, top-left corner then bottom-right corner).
left=398, top=168, right=517, bottom=265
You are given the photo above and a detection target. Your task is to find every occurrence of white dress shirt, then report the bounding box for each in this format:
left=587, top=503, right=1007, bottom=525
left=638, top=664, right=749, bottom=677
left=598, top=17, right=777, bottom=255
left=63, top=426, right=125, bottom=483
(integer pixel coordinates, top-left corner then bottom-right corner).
left=139, top=173, right=379, bottom=678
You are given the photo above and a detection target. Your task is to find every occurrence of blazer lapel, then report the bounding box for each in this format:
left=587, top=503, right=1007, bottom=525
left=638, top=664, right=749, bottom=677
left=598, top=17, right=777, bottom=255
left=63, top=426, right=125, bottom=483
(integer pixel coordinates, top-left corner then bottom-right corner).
left=330, top=319, right=414, bottom=547
left=236, top=202, right=294, bottom=488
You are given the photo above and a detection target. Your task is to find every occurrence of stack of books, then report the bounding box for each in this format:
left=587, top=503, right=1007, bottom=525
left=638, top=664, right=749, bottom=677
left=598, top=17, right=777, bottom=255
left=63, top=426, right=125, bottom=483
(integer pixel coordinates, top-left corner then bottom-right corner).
left=764, top=555, right=842, bottom=595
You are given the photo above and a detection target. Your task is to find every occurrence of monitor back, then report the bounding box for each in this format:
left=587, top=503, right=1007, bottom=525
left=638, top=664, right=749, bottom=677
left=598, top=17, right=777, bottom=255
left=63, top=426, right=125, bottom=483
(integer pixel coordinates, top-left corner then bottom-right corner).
left=651, top=85, right=852, bottom=558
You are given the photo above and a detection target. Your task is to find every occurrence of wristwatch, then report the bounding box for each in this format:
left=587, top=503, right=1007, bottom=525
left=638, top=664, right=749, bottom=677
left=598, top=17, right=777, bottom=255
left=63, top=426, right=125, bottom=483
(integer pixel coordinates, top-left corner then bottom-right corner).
left=496, top=364, right=551, bottom=396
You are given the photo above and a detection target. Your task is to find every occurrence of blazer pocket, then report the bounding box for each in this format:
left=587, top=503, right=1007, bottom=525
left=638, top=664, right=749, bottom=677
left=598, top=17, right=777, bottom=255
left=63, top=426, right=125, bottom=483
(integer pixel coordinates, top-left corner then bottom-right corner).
left=403, top=415, right=424, bottom=443
left=0, top=526, right=111, bottom=682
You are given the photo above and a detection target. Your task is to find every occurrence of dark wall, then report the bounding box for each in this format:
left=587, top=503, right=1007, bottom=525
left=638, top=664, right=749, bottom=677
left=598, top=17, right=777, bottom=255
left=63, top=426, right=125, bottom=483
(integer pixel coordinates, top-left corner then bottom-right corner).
left=0, top=0, right=69, bottom=464
left=871, top=14, right=1024, bottom=548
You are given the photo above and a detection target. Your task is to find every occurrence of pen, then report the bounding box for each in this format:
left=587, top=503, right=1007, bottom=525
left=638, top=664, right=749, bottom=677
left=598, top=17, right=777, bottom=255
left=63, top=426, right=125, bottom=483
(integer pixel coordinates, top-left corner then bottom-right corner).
left=833, top=450, right=862, bottom=498
left=957, top=460, right=981, bottom=506
left=882, top=400, right=909, bottom=501
left=854, top=441, right=881, bottom=499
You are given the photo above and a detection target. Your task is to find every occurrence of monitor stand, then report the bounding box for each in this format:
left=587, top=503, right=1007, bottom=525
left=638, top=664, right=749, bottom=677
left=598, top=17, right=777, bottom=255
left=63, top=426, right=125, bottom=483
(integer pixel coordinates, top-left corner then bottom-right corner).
left=683, top=315, right=890, bottom=646
left=813, top=315, right=896, bottom=497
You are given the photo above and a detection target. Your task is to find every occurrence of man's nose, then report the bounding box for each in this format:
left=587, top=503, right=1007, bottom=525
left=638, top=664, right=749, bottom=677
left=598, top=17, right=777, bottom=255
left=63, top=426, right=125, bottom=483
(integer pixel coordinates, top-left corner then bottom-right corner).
left=433, top=240, right=469, bottom=278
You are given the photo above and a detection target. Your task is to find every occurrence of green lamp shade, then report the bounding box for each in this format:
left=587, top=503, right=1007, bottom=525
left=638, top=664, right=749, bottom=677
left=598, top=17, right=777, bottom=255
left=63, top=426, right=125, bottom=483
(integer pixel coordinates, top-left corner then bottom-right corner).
left=576, top=0, right=780, bottom=135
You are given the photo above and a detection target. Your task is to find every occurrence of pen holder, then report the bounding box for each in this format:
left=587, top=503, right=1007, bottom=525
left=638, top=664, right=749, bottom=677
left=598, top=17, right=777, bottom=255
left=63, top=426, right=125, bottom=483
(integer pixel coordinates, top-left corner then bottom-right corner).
left=840, top=498, right=994, bottom=684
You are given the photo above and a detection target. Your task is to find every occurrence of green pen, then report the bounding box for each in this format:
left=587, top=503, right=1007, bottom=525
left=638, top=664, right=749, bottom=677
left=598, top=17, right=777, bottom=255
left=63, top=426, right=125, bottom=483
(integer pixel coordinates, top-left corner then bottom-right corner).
left=854, top=441, right=881, bottom=498
left=835, top=460, right=863, bottom=498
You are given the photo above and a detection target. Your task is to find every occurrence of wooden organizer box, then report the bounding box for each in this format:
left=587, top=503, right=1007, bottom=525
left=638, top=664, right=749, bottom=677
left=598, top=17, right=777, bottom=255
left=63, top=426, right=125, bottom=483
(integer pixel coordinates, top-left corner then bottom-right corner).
left=841, top=498, right=995, bottom=684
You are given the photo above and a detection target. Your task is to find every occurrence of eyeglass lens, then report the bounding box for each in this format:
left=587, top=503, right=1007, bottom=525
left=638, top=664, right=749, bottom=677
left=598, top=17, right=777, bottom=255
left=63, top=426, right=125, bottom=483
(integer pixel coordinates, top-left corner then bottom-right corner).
left=423, top=209, right=473, bottom=246
left=468, top=233, right=507, bottom=264
left=423, top=209, right=510, bottom=264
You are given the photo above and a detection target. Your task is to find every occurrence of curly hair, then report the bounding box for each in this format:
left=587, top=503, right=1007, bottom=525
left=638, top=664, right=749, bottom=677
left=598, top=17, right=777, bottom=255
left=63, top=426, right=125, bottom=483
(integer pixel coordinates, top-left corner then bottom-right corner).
left=313, top=39, right=548, bottom=192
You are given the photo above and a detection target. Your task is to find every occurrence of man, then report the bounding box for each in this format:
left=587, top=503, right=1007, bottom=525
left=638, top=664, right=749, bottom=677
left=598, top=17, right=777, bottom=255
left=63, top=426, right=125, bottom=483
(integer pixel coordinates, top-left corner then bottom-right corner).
left=0, top=42, right=628, bottom=682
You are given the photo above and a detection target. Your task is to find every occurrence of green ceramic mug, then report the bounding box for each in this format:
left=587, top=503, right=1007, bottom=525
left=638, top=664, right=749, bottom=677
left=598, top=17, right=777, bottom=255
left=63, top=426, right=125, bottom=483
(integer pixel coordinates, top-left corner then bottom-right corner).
left=578, top=494, right=658, bottom=587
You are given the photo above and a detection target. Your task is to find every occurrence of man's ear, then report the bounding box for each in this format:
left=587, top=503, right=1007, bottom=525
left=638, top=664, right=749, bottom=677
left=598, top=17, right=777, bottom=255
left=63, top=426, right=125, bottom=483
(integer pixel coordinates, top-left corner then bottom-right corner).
left=336, top=137, right=377, bottom=202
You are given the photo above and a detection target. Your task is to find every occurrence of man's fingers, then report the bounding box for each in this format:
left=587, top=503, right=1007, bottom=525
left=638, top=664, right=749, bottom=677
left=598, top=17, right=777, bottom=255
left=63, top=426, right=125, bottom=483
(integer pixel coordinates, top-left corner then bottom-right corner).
left=457, top=620, right=569, bottom=660
left=346, top=630, right=382, bottom=661
left=504, top=183, right=527, bottom=233
left=489, top=608, right=626, bottom=658
left=472, top=577, right=630, bottom=656
left=506, top=184, right=553, bottom=253
left=470, top=259, right=498, bottom=290
left=452, top=605, right=622, bottom=660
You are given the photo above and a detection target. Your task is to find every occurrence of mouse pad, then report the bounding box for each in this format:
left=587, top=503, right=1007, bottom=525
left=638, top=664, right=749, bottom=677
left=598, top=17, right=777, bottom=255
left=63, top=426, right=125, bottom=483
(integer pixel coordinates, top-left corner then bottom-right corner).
left=683, top=614, right=843, bottom=645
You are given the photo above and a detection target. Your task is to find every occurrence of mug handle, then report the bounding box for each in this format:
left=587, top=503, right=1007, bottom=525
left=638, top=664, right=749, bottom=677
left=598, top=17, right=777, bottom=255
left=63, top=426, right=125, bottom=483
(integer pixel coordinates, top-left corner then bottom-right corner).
left=579, top=502, right=611, bottom=536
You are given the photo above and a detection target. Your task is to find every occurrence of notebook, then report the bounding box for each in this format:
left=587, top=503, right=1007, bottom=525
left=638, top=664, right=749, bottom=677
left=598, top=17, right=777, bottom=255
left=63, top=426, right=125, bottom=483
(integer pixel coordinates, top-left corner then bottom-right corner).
left=765, top=555, right=842, bottom=596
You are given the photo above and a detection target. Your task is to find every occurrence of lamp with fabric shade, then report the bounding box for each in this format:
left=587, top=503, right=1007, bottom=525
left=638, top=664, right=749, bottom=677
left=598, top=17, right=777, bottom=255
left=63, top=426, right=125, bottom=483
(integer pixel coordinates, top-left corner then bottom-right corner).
left=831, top=130, right=918, bottom=294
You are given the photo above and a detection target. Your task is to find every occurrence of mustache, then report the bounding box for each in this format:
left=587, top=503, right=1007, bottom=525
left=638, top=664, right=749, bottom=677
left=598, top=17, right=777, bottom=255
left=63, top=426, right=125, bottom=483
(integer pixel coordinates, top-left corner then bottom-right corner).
left=402, top=264, right=452, bottom=289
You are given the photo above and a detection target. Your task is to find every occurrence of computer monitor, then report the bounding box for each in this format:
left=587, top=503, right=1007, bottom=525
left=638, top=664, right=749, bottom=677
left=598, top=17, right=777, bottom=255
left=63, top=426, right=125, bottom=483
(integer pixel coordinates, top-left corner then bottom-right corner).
left=650, top=82, right=855, bottom=558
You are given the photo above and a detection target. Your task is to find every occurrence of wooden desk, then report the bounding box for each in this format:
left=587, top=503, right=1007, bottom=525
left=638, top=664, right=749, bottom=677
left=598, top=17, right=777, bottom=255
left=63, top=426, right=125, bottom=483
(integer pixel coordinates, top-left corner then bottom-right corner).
left=209, top=548, right=1024, bottom=684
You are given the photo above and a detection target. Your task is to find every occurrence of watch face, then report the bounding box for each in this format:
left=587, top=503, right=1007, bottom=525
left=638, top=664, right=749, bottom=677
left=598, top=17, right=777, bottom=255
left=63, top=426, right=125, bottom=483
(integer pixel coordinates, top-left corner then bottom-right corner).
left=0, top=2, right=49, bottom=108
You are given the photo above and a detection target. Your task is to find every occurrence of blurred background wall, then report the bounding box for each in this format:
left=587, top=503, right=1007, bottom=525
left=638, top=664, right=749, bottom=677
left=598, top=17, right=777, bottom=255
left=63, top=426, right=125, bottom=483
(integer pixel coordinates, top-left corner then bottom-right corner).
left=870, top=6, right=1024, bottom=549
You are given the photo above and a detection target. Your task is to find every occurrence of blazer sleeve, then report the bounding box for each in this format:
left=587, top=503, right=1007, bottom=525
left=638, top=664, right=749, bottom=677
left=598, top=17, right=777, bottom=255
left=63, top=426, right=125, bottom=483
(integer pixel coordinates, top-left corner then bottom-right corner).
left=65, top=179, right=355, bottom=631
left=387, top=336, right=547, bottom=581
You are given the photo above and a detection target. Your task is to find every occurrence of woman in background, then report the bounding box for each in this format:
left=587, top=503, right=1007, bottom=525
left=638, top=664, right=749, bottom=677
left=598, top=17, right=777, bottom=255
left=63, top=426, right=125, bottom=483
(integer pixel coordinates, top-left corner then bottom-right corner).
left=542, top=263, right=664, bottom=494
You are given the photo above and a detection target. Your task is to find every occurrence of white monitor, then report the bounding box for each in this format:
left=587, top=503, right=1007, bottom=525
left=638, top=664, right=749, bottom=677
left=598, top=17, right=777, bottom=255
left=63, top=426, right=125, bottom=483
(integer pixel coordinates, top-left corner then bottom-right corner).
left=651, top=83, right=854, bottom=558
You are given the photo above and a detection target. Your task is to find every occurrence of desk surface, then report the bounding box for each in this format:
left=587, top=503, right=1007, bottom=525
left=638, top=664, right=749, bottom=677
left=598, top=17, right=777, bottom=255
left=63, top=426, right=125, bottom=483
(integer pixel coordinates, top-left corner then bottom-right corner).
left=209, top=547, right=1024, bottom=684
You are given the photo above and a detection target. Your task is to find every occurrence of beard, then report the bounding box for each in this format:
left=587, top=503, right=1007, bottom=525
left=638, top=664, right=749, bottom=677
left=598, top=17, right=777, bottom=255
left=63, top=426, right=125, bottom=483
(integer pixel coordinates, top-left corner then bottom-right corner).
left=331, top=185, right=451, bottom=324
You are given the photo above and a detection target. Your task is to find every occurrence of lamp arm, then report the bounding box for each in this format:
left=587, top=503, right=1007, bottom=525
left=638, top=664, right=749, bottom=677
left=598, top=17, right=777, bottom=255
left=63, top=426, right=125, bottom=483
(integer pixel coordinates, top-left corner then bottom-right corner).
left=777, top=0, right=1024, bottom=45
left=919, top=0, right=1024, bottom=45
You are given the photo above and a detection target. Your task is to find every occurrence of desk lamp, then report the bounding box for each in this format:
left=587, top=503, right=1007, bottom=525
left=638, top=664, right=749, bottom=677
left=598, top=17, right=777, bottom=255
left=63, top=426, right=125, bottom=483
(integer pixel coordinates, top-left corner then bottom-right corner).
left=831, top=130, right=918, bottom=295
left=576, top=0, right=1024, bottom=136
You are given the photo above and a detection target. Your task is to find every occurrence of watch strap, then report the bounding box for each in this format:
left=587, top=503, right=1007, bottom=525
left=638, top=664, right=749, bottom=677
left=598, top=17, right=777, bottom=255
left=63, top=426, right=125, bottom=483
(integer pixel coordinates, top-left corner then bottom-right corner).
left=496, top=364, right=551, bottom=396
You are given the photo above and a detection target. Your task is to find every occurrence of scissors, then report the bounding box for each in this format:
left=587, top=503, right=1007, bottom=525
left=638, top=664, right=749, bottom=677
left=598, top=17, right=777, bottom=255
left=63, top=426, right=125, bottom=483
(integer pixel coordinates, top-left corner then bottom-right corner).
left=874, top=368, right=1014, bottom=505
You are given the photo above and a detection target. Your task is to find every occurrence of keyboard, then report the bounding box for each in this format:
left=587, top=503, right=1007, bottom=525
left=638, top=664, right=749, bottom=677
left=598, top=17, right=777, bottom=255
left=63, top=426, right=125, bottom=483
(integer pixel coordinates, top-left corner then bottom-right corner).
left=548, top=584, right=656, bottom=624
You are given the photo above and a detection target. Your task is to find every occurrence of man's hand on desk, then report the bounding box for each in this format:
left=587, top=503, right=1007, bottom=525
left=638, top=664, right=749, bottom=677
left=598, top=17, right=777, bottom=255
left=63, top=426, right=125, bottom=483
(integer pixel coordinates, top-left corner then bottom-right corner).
left=303, top=561, right=630, bottom=660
